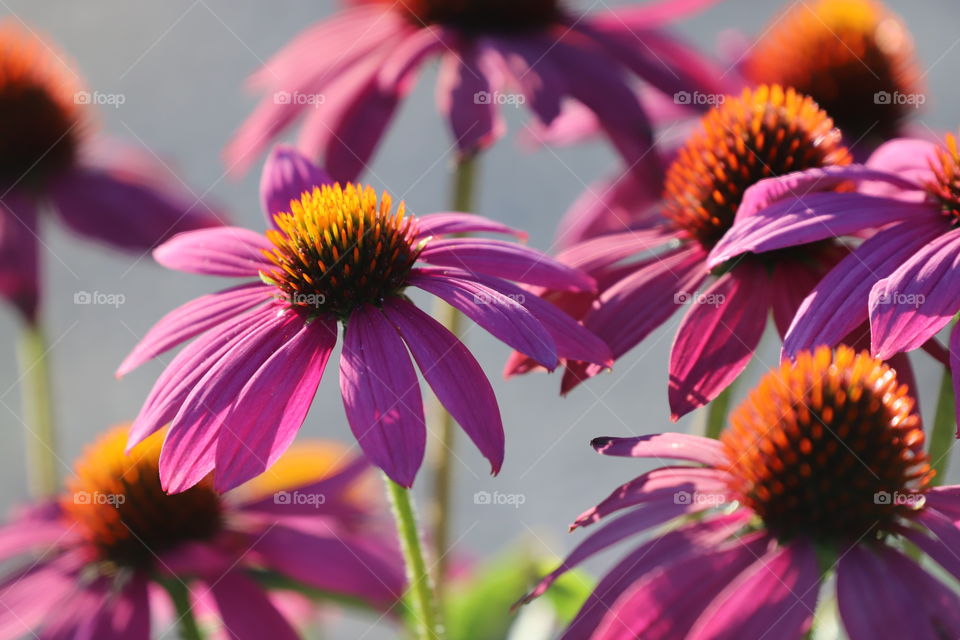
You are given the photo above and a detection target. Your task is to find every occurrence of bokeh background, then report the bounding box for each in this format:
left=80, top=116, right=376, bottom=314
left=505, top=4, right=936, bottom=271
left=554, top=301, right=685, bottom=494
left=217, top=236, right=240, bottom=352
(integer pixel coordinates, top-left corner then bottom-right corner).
left=1, top=1, right=958, bottom=637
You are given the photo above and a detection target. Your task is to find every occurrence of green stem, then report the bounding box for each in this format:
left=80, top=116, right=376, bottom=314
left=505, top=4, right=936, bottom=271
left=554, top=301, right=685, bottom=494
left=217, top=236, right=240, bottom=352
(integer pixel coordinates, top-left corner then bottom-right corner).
left=162, top=580, right=204, bottom=640
left=930, top=366, right=956, bottom=485
left=703, top=385, right=735, bottom=440
left=385, top=475, right=445, bottom=640
left=430, top=154, right=479, bottom=589
left=17, top=322, right=58, bottom=497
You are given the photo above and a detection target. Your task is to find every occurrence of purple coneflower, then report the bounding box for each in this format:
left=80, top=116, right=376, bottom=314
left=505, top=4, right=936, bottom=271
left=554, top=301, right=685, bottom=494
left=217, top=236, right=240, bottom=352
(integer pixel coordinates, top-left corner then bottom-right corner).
left=522, top=346, right=960, bottom=639
left=0, top=426, right=404, bottom=639
left=225, top=0, right=727, bottom=182
left=119, top=146, right=610, bottom=491
left=509, top=85, right=856, bottom=419
left=0, top=21, right=221, bottom=323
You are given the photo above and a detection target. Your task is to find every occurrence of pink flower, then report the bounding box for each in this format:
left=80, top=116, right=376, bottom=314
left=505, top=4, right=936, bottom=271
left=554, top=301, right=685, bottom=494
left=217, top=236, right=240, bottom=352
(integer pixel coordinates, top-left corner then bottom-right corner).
left=225, top=0, right=728, bottom=182
left=119, top=146, right=610, bottom=490
left=0, top=427, right=405, bottom=640
left=522, top=346, right=960, bottom=639
left=509, top=86, right=864, bottom=419
left=0, top=21, right=222, bottom=323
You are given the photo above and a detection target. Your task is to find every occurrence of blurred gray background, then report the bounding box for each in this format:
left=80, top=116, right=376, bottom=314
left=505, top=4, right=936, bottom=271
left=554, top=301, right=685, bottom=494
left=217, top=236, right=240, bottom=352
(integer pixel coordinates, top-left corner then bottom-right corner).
left=0, top=1, right=958, bottom=638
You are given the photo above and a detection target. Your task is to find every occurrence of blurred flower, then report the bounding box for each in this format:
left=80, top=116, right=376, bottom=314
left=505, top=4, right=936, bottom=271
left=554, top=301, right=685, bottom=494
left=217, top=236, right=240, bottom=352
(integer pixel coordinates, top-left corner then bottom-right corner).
left=119, top=146, right=610, bottom=490
left=225, top=0, right=728, bottom=183
left=509, top=86, right=861, bottom=419
left=0, top=426, right=404, bottom=639
left=0, top=21, right=222, bottom=323
left=744, top=0, right=922, bottom=150
left=522, top=346, right=960, bottom=639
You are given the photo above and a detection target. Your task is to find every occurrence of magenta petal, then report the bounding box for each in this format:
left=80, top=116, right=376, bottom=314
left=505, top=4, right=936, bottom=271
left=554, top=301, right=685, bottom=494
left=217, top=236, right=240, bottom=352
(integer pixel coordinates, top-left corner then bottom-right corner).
left=870, top=227, right=960, bottom=359
left=384, top=299, right=504, bottom=475
left=556, top=227, right=682, bottom=273
left=160, top=309, right=304, bottom=493
left=437, top=46, right=505, bottom=154
left=572, top=467, right=731, bottom=530
left=0, top=555, right=80, bottom=638
left=408, top=271, right=558, bottom=369
left=770, top=260, right=826, bottom=339
left=208, top=570, right=300, bottom=640
left=117, top=283, right=274, bottom=377
left=837, top=546, right=944, bottom=640
left=214, top=315, right=338, bottom=492
left=415, top=212, right=525, bottom=240
left=595, top=0, right=724, bottom=30
left=689, top=540, right=819, bottom=640
left=783, top=219, right=947, bottom=358
left=906, top=507, right=960, bottom=582
left=85, top=577, right=150, bottom=640
left=419, top=237, right=596, bottom=292
left=866, top=138, right=941, bottom=188
left=953, top=325, right=960, bottom=436
left=669, top=265, right=770, bottom=419
left=253, top=524, right=404, bottom=608
left=153, top=227, right=274, bottom=277
left=554, top=174, right=664, bottom=249
left=486, top=36, right=565, bottom=126
left=339, top=306, right=425, bottom=488
left=708, top=192, right=933, bottom=268
left=591, top=433, right=727, bottom=467
left=0, top=191, right=39, bottom=322
left=260, top=145, right=331, bottom=224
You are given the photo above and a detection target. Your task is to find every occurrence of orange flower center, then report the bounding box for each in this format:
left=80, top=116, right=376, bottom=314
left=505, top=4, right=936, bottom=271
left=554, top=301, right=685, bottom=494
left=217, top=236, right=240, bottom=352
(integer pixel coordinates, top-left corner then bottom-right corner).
left=663, top=85, right=851, bottom=250
left=263, top=183, right=422, bottom=318
left=721, top=346, right=931, bottom=543
left=389, top=0, right=562, bottom=31
left=745, top=0, right=921, bottom=142
left=926, top=133, right=960, bottom=224
left=0, top=23, right=83, bottom=188
left=61, top=428, right=222, bottom=569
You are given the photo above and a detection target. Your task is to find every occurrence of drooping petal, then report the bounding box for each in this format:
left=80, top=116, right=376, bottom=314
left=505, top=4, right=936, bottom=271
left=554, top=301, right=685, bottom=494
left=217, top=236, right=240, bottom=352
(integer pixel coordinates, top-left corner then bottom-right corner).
left=708, top=192, right=934, bottom=269
left=207, top=570, right=300, bottom=640
left=436, top=44, right=505, bottom=155
left=669, top=264, right=771, bottom=419
left=252, top=523, right=404, bottom=608
left=160, top=309, right=305, bottom=493
left=770, top=259, right=830, bottom=339
left=117, top=283, right=274, bottom=377
left=260, top=145, right=331, bottom=224
left=485, top=35, right=565, bottom=126
left=419, top=238, right=595, bottom=292
left=153, top=227, right=274, bottom=277
left=415, top=212, right=525, bottom=240
left=555, top=227, right=682, bottom=273
left=783, top=219, right=947, bottom=358
left=214, top=315, right=338, bottom=491
left=590, top=432, right=728, bottom=467
left=83, top=577, right=151, bottom=640
left=905, top=507, right=960, bottom=583
left=870, top=227, right=960, bottom=359
left=0, top=190, right=39, bottom=322
left=0, top=554, right=81, bottom=638
left=953, top=325, right=960, bottom=436
left=689, top=540, right=820, bottom=640
left=340, top=305, right=425, bottom=488
left=554, top=174, right=665, bottom=249
left=383, top=299, right=504, bottom=475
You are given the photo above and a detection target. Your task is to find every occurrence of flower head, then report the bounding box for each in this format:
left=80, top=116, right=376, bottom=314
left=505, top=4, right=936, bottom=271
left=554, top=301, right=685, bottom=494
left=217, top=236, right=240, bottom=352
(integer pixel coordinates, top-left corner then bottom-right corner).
left=523, top=346, right=960, bottom=640
left=0, top=20, right=222, bottom=323
left=226, top=0, right=728, bottom=182
left=119, top=146, right=610, bottom=490
left=744, top=0, right=921, bottom=145
left=0, top=426, right=404, bottom=639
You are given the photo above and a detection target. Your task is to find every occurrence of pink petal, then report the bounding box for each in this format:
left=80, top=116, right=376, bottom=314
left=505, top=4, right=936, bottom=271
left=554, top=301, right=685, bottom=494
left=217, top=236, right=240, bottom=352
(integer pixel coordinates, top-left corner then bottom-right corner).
left=554, top=174, right=664, bottom=249
left=117, top=283, right=274, bottom=377
left=207, top=570, right=300, bottom=640
left=0, top=191, right=39, bottom=322
left=419, top=237, right=596, bottom=292
left=153, top=227, right=274, bottom=277
left=259, top=145, right=331, bottom=224
left=770, top=260, right=830, bottom=339
left=689, top=540, right=819, bottom=640
left=214, top=315, right=338, bottom=492
left=591, top=432, right=727, bottom=467
left=669, top=264, right=770, bottom=419
left=0, top=555, right=81, bottom=638
left=866, top=138, right=941, bottom=189
left=484, top=35, right=565, bottom=126
left=953, top=325, right=960, bottom=436
left=383, top=299, right=504, bottom=475
left=436, top=45, right=505, bottom=154
left=414, top=212, right=525, bottom=240
left=339, top=305, right=425, bottom=488
left=555, top=227, right=682, bottom=273
left=594, top=0, right=724, bottom=29
left=84, top=577, right=150, bottom=640
left=905, top=507, right=960, bottom=583
left=783, top=219, right=947, bottom=358
left=870, top=227, right=960, bottom=359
